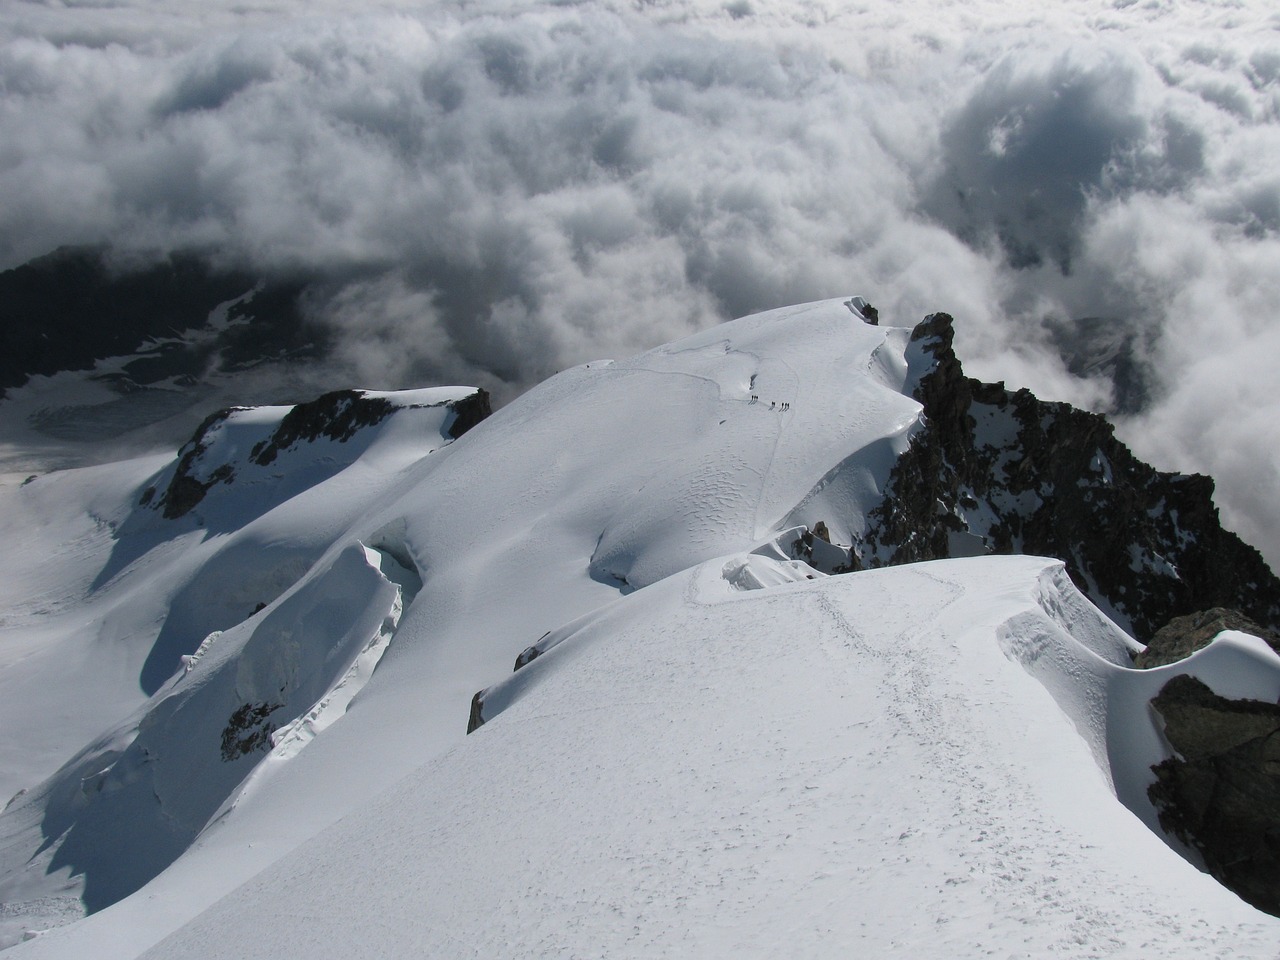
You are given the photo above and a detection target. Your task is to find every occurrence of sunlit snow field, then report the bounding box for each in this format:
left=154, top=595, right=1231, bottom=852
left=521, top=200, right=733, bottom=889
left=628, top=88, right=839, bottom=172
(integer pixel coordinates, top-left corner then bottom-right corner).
left=0, top=301, right=1278, bottom=957
left=3, top=1, right=1280, bottom=955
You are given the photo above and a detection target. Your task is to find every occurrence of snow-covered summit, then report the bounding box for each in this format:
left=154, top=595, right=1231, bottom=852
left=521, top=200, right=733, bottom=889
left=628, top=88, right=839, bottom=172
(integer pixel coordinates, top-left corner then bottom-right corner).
left=2, top=298, right=1280, bottom=957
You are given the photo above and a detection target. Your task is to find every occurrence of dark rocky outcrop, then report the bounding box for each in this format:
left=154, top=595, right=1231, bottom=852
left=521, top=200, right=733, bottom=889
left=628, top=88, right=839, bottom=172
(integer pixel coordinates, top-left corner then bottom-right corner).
left=154, top=408, right=241, bottom=519
left=149, top=389, right=492, bottom=520
left=249, top=391, right=397, bottom=466
left=1148, top=674, right=1280, bottom=916
left=447, top=388, right=492, bottom=439
left=856, top=313, right=1280, bottom=640
left=249, top=388, right=490, bottom=467
left=219, top=701, right=282, bottom=761
left=466, top=689, right=486, bottom=734
left=1135, top=608, right=1280, bottom=668
left=788, top=521, right=859, bottom=575
left=514, top=631, right=553, bottom=672
left=1137, top=613, right=1280, bottom=912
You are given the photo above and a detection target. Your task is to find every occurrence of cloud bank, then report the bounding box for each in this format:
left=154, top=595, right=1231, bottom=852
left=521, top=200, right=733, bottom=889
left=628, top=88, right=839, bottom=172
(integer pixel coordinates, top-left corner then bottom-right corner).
left=2, top=0, right=1279, bottom=566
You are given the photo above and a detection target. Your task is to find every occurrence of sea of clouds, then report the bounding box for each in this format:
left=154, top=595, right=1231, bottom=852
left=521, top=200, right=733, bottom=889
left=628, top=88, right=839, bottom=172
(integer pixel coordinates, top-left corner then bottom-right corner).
left=2, top=0, right=1279, bottom=564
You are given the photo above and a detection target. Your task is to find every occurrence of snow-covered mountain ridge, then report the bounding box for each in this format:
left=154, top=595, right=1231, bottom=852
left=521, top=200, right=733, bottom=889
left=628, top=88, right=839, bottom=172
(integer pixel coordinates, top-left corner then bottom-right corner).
left=141, top=386, right=491, bottom=522
left=2, top=298, right=1279, bottom=957
left=110, top=557, right=1280, bottom=959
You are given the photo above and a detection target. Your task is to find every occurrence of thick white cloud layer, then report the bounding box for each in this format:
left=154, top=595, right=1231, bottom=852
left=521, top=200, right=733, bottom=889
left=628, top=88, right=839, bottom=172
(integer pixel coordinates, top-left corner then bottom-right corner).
left=2, top=0, right=1279, bottom=566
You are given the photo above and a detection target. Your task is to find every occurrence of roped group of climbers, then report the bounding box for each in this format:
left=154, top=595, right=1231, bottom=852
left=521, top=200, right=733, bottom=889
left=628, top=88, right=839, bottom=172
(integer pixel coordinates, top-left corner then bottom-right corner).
left=747, top=395, right=789, bottom=411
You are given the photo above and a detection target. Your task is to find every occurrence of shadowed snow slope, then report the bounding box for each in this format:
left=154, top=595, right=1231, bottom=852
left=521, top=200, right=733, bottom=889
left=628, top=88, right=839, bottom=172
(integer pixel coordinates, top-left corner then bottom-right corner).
left=0, top=387, right=471, bottom=801
left=3, top=300, right=1280, bottom=956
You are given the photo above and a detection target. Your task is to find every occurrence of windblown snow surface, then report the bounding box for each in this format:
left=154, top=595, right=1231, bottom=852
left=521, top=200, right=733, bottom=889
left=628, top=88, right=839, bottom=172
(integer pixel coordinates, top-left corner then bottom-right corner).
left=3, top=300, right=1280, bottom=957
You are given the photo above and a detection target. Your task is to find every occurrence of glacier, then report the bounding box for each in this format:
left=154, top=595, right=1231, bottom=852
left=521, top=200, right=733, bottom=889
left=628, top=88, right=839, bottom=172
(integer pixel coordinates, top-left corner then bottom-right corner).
left=1, top=298, right=1279, bottom=957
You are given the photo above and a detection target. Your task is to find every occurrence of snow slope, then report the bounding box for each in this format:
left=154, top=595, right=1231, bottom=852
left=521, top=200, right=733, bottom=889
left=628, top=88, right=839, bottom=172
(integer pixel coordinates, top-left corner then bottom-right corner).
left=0, top=387, right=471, bottom=802
left=42, top=556, right=1280, bottom=959
left=3, top=299, right=1280, bottom=956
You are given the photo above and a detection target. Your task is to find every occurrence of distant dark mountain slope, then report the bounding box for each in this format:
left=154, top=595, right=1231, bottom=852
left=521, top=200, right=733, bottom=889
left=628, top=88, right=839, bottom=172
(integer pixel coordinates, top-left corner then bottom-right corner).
left=856, top=313, right=1280, bottom=639
left=0, top=247, right=321, bottom=397
left=1044, top=314, right=1151, bottom=416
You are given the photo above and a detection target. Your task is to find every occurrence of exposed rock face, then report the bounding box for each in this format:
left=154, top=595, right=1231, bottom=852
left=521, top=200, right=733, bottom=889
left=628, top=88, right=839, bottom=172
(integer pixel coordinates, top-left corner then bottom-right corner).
left=1135, top=608, right=1280, bottom=668
left=1148, top=674, right=1280, bottom=916
left=1138, top=613, right=1280, bottom=913
left=155, top=408, right=242, bottom=520
left=857, top=313, right=1280, bottom=639
left=447, top=388, right=492, bottom=439
left=149, top=389, right=492, bottom=520
left=248, top=391, right=398, bottom=466
left=467, top=690, right=486, bottom=734
left=219, top=701, right=282, bottom=762
left=513, top=631, right=554, bottom=672
left=788, top=522, right=858, bottom=575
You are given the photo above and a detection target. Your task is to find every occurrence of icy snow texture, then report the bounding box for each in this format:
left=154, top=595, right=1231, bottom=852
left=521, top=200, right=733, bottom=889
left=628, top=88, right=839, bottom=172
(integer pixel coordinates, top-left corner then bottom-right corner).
left=0, top=388, right=469, bottom=800
left=2, top=300, right=1279, bottom=956
left=117, top=558, right=1280, bottom=958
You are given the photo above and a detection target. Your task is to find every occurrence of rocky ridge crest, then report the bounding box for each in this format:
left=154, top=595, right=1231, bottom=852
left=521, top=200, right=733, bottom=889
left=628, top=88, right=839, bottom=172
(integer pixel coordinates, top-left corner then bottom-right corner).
left=145, top=388, right=491, bottom=520
left=854, top=313, right=1280, bottom=639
